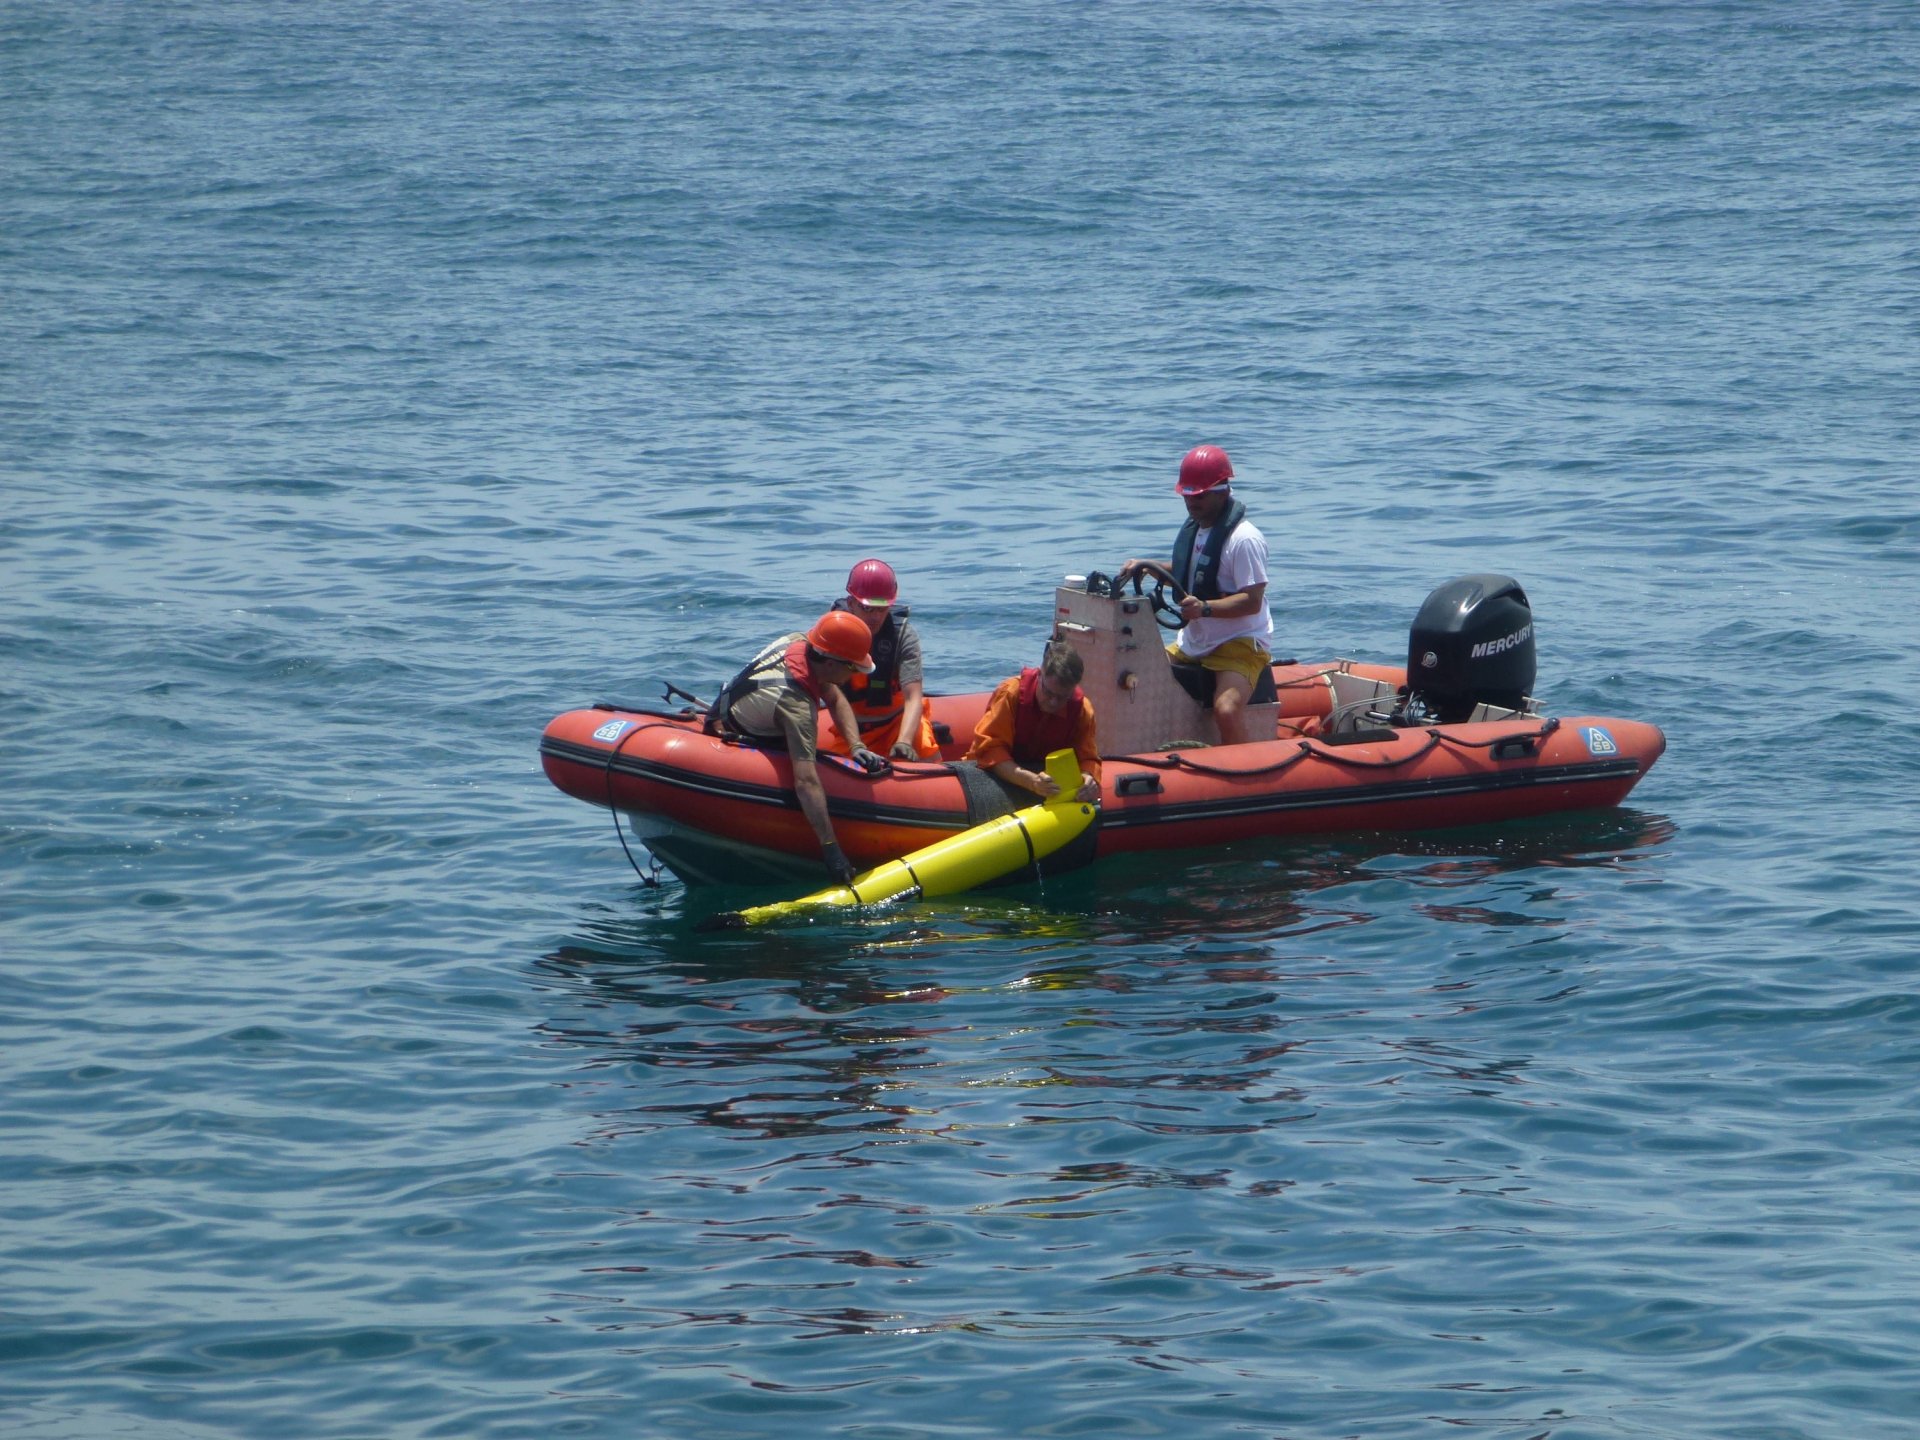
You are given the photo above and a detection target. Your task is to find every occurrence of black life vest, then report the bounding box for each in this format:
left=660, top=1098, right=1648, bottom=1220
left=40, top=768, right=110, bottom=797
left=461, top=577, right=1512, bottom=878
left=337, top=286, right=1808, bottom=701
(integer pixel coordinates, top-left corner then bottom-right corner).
left=704, top=635, right=820, bottom=743
left=1170, top=499, right=1247, bottom=601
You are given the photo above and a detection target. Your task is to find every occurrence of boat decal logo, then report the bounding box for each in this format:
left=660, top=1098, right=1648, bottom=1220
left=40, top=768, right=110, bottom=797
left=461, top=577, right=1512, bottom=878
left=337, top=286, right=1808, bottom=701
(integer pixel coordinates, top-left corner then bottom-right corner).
left=592, top=720, right=634, bottom=743
left=1471, top=623, right=1532, bottom=659
left=1419, top=650, right=1439, bottom=670
left=1582, top=725, right=1617, bottom=756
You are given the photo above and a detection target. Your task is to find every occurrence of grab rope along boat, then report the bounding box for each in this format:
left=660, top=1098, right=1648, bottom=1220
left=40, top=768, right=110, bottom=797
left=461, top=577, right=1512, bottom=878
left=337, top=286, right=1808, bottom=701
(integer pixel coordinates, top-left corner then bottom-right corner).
left=540, top=573, right=1665, bottom=886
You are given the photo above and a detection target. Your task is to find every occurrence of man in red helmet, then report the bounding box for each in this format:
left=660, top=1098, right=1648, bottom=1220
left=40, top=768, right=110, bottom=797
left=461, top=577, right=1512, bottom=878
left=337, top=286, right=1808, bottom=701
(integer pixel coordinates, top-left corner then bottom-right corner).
left=706, top=610, right=883, bottom=885
left=821, top=558, right=939, bottom=762
left=1115, top=444, right=1272, bottom=746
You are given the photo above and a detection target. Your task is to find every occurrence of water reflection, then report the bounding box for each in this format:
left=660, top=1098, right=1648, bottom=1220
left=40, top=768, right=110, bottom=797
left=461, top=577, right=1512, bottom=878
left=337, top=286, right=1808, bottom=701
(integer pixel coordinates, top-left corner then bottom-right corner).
left=531, top=807, right=1676, bottom=1149
left=520, top=808, right=1680, bottom=1383
left=530, top=809, right=1675, bottom=1158
left=1072, top=807, right=1675, bottom=944
left=635, top=807, right=1677, bottom=940
left=1279, top=806, right=1676, bottom=886
left=534, top=940, right=956, bottom=1144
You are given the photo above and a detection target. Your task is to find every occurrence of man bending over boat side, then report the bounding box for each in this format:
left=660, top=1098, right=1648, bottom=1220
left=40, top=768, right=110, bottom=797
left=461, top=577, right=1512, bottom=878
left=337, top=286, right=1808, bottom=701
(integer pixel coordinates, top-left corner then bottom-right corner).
left=1115, top=443, right=1272, bottom=746
left=963, top=643, right=1102, bottom=804
left=705, top=610, right=883, bottom=886
left=819, top=557, right=939, bottom=761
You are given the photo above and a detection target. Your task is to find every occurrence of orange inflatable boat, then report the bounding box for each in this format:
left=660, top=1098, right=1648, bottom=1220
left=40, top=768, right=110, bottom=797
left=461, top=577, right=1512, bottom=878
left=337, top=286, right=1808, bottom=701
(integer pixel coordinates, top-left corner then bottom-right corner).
left=541, top=574, right=1665, bottom=885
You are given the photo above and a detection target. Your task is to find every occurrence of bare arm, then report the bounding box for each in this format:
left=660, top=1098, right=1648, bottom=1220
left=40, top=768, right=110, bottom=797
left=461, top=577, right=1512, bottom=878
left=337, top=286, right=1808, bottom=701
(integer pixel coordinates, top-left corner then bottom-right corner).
left=895, top=679, right=926, bottom=759
left=1180, top=580, right=1266, bottom=623
left=777, top=708, right=841, bottom=852
left=821, top=682, right=865, bottom=754
left=790, top=755, right=838, bottom=851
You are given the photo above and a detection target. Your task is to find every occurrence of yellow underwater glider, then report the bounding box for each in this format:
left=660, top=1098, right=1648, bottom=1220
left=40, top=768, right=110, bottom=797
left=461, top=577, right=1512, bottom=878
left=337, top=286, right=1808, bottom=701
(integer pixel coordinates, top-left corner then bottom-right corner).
left=706, top=750, right=1096, bottom=928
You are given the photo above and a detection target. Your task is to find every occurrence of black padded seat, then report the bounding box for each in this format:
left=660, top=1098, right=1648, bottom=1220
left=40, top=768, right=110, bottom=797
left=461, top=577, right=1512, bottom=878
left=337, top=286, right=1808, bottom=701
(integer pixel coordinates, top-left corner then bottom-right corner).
left=1171, top=663, right=1279, bottom=707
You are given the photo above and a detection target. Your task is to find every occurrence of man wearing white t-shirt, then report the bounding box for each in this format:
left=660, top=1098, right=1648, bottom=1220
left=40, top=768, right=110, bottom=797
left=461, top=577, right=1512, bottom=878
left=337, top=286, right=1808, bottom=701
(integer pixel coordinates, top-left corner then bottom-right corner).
left=1116, top=444, right=1272, bottom=745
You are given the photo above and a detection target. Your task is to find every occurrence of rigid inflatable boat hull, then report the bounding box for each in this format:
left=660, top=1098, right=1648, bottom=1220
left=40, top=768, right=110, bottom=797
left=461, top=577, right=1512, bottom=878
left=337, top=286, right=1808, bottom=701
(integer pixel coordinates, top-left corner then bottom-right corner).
left=539, top=662, right=1665, bottom=885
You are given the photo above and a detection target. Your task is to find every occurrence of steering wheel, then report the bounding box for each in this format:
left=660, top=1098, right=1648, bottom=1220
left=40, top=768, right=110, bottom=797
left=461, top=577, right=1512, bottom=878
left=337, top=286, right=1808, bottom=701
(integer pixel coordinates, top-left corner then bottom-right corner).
left=1123, top=566, right=1189, bottom=630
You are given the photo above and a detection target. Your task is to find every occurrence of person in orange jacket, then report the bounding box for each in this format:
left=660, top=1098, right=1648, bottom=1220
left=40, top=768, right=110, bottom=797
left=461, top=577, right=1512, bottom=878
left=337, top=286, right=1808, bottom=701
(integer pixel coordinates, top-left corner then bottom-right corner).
left=706, top=609, right=882, bottom=884
left=820, top=558, right=939, bottom=761
left=963, top=643, right=1102, bottom=804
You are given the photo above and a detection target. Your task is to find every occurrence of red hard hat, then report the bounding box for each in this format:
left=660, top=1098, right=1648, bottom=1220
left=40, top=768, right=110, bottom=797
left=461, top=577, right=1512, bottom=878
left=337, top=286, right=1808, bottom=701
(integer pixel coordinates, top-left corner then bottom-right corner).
left=1175, top=444, right=1234, bottom=496
left=846, top=558, right=898, bottom=607
left=807, top=610, right=876, bottom=672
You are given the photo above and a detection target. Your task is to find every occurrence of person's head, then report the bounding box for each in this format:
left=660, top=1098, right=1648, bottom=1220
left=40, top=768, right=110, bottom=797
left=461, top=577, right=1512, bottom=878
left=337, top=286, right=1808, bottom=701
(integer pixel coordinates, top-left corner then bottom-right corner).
left=844, top=558, right=899, bottom=634
left=806, top=610, right=876, bottom=682
left=1175, top=443, right=1234, bottom=524
left=1036, top=643, right=1084, bottom=714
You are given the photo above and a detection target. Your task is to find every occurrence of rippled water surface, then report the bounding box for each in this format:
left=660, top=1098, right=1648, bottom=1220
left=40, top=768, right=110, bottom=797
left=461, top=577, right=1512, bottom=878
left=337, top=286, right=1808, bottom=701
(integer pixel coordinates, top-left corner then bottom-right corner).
left=5, top=4, right=1919, bottom=1437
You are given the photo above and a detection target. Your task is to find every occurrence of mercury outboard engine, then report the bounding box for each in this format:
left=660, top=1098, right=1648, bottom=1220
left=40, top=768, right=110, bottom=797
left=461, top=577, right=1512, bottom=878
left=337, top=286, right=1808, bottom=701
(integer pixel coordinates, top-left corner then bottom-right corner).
left=1401, top=574, right=1536, bottom=722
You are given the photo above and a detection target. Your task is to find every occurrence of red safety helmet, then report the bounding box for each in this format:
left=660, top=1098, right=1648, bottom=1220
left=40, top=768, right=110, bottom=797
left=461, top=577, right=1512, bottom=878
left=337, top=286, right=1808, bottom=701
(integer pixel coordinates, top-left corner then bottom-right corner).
left=807, top=610, right=876, bottom=672
left=1175, top=444, right=1234, bottom=496
left=846, top=557, right=899, bottom=607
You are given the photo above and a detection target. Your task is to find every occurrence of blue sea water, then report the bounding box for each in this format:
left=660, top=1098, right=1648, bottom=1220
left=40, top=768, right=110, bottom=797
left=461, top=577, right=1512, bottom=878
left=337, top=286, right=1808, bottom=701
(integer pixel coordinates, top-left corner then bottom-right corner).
left=4, top=3, right=1920, bottom=1437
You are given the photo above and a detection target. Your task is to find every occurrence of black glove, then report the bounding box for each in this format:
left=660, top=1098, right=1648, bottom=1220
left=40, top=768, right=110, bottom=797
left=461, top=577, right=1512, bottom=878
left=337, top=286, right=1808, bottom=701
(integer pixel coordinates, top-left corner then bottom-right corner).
left=821, top=841, right=856, bottom=887
left=889, top=741, right=918, bottom=760
left=850, top=746, right=887, bottom=774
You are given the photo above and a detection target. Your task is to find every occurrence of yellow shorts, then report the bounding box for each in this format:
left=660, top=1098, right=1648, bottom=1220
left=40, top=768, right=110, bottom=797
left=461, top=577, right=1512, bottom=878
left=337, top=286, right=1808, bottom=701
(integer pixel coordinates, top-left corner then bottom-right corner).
left=1167, top=636, right=1271, bottom=685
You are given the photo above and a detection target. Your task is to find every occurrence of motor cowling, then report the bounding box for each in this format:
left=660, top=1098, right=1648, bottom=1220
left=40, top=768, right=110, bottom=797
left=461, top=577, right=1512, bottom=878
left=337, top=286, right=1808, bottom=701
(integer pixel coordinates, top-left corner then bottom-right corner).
left=1404, top=574, right=1536, bottom=722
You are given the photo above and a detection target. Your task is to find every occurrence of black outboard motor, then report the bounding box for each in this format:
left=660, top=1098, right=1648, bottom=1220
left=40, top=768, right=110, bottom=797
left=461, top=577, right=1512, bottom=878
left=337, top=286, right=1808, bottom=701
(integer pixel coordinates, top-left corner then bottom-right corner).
left=1402, top=574, right=1536, bottom=722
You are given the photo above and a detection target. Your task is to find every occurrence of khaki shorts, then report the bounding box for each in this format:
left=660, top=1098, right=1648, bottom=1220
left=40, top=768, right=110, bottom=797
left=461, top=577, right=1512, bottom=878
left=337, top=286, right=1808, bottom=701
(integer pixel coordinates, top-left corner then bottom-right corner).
left=1166, top=636, right=1271, bottom=685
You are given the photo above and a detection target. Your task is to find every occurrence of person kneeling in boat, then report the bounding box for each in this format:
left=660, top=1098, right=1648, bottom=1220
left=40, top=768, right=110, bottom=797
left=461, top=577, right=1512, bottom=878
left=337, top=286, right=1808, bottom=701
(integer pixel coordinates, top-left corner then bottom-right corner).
left=706, top=610, right=882, bottom=886
left=1115, top=442, right=1273, bottom=746
left=963, top=643, right=1102, bottom=804
left=819, top=557, right=939, bottom=762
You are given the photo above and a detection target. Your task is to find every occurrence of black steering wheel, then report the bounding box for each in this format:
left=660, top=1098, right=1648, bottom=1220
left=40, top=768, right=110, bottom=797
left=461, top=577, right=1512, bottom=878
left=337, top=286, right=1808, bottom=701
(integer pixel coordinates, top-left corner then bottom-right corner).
left=1116, top=566, right=1189, bottom=630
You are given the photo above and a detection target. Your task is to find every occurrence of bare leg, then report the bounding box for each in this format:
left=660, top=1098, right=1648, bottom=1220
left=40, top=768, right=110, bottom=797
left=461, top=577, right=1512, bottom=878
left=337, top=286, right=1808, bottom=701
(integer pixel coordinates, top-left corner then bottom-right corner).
left=1213, top=669, right=1255, bottom=746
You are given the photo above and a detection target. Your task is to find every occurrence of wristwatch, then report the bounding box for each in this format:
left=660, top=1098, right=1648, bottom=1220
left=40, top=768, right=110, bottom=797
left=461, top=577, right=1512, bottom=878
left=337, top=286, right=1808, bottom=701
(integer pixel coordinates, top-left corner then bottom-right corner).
left=1201, top=601, right=1213, bottom=618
